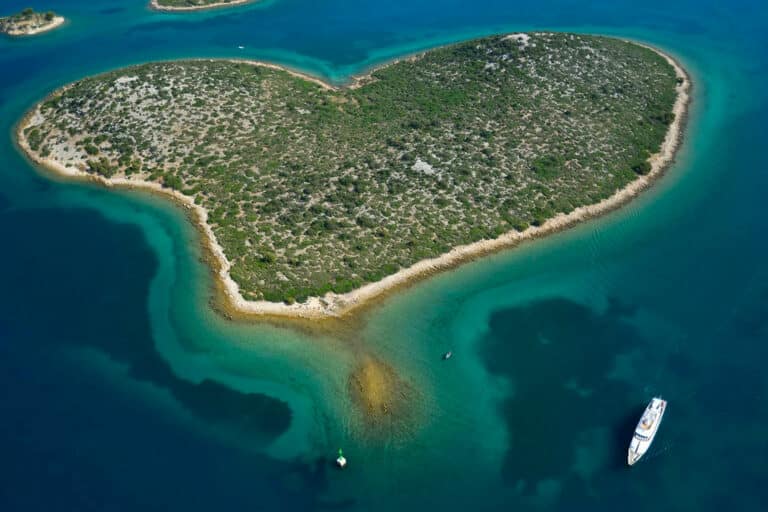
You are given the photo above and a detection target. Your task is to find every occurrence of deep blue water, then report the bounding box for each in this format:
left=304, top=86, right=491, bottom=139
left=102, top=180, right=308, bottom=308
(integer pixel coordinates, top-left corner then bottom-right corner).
left=1, top=0, right=766, bottom=510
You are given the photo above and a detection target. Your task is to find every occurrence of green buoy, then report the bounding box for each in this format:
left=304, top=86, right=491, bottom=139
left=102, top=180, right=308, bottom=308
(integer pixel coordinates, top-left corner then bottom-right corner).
left=336, top=448, right=347, bottom=468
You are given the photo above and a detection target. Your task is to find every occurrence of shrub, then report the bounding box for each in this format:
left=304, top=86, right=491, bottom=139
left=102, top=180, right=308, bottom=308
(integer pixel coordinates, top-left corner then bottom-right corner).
left=530, top=155, right=564, bottom=180
left=87, top=158, right=115, bottom=177
left=630, top=158, right=652, bottom=175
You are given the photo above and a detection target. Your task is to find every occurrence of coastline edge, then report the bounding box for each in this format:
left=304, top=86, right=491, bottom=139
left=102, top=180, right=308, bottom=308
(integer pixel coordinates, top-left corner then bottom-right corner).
left=15, top=37, right=692, bottom=321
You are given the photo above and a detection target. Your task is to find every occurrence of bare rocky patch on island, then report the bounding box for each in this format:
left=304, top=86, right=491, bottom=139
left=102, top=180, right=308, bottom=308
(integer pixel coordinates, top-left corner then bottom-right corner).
left=19, top=33, right=681, bottom=306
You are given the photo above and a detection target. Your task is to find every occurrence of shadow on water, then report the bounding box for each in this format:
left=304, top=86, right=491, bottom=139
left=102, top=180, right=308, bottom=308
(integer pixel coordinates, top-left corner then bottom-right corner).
left=0, top=206, right=352, bottom=510
left=97, top=7, right=125, bottom=15
left=0, top=207, right=290, bottom=442
left=610, top=405, right=646, bottom=470
left=478, top=298, right=655, bottom=500
left=479, top=291, right=768, bottom=510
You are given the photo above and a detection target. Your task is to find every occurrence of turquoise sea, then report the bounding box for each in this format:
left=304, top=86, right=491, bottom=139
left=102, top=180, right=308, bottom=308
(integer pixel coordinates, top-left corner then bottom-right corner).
left=1, top=0, right=766, bottom=510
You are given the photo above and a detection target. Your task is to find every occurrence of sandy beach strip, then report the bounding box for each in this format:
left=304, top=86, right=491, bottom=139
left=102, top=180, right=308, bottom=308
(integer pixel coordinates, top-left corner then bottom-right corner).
left=149, top=0, right=255, bottom=12
left=225, top=59, right=337, bottom=91
left=16, top=40, right=692, bottom=321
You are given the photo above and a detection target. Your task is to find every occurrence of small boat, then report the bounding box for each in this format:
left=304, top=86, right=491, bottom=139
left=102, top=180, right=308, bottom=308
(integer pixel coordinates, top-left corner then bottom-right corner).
left=443, top=351, right=453, bottom=360
left=237, top=45, right=245, bottom=49
left=628, top=397, right=666, bottom=466
left=336, top=448, right=347, bottom=469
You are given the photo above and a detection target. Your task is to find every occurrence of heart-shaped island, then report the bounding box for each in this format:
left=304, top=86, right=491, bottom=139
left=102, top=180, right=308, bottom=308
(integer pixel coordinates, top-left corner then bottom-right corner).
left=18, top=33, right=688, bottom=318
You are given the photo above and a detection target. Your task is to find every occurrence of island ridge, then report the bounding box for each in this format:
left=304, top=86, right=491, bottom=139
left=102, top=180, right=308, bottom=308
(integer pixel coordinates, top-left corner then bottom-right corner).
left=1, top=8, right=64, bottom=36
left=17, top=33, right=689, bottom=318
left=150, top=0, right=256, bottom=12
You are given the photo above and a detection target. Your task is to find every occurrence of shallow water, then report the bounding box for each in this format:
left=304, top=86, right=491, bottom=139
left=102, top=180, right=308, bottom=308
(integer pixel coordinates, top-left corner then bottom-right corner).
left=0, top=0, right=766, bottom=510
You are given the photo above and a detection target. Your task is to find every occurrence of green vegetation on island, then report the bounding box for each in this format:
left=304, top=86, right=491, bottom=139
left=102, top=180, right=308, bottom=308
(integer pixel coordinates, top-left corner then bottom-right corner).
left=21, top=33, right=679, bottom=303
left=1, top=7, right=62, bottom=36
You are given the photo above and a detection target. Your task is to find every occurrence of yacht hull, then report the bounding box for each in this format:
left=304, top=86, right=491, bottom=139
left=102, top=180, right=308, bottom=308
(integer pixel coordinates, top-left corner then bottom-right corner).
left=628, top=397, right=666, bottom=466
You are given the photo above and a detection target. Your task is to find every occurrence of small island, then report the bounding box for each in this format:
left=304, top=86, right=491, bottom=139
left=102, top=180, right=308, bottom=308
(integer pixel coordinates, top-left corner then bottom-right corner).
left=1, top=8, right=64, bottom=36
left=150, top=0, right=256, bottom=12
left=18, top=33, right=689, bottom=318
